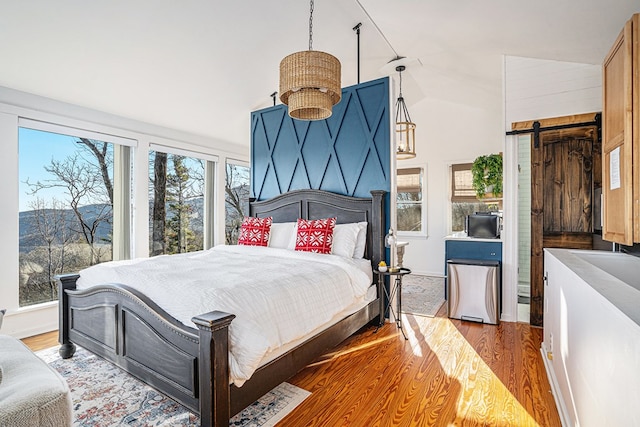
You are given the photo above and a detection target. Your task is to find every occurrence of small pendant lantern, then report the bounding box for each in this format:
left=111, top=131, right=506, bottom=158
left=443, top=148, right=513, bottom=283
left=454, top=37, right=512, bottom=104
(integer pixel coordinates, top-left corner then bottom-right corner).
left=395, top=65, right=417, bottom=159
left=279, top=0, right=341, bottom=120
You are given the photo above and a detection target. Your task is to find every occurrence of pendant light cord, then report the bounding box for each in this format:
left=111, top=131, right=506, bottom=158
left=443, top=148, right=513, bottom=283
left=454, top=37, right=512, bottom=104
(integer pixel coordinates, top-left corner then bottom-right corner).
left=354, top=0, right=399, bottom=58
left=309, top=0, right=314, bottom=50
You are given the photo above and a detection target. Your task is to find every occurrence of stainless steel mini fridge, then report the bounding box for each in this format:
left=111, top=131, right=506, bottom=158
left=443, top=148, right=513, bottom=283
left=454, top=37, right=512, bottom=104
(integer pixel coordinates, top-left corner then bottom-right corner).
left=447, top=258, right=500, bottom=324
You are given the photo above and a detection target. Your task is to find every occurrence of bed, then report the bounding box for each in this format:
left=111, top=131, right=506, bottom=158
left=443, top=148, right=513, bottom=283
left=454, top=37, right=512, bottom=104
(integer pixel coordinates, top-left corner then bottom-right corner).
left=57, top=189, right=386, bottom=427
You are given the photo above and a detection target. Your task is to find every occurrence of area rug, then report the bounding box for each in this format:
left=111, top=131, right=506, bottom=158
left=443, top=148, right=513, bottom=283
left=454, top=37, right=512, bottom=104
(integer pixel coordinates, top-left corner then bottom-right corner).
left=401, top=274, right=446, bottom=317
left=37, top=346, right=310, bottom=427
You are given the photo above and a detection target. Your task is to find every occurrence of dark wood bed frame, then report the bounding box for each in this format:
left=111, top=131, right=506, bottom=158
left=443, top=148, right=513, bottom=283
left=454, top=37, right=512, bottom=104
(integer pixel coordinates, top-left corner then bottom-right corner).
left=57, top=189, right=386, bottom=426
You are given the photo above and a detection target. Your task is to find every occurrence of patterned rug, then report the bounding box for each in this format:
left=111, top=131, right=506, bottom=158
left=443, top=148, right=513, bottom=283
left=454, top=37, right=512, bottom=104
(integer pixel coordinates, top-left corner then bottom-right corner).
left=401, top=275, right=446, bottom=317
left=37, top=346, right=310, bottom=427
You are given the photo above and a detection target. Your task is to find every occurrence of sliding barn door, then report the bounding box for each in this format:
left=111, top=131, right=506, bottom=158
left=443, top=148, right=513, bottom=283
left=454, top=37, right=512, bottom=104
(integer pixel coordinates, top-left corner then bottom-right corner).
left=530, top=124, right=599, bottom=326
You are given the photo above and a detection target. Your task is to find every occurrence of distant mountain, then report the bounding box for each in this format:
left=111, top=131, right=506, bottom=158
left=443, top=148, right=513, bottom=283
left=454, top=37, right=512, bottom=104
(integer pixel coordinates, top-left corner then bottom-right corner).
left=19, top=204, right=113, bottom=253
left=20, top=197, right=210, bottom=253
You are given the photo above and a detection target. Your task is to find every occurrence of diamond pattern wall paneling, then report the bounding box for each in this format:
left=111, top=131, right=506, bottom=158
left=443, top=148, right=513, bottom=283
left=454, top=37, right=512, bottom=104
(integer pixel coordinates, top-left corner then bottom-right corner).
left=251, top=77, right=390, bottom=201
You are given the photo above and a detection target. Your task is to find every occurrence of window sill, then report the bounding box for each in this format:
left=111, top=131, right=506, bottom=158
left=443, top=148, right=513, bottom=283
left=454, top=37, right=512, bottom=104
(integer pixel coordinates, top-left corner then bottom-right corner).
left=397, top=232, right=428, bottom=239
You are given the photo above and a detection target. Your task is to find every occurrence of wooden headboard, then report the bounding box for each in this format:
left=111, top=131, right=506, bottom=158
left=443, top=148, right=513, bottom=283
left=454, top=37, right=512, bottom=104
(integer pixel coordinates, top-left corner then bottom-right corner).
left=249, top=189, right=386, bottom=267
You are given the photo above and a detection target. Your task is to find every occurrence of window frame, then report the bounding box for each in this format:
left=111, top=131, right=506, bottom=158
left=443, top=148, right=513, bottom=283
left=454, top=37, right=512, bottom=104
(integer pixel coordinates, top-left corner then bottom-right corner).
left=396, top=165, right=427, bottom=237
left=17, top=120, right=135, bottom=307
left=148, top=143, right=219, bottom=254
left=0, top=90, right=248, bottom=338
left=449, top=162, right=499, bottom=234
left=224, top=159, right=251, bottom=245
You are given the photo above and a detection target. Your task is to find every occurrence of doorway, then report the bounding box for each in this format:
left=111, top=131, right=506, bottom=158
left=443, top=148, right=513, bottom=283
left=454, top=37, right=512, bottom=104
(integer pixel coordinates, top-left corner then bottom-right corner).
left=513, top=113, right=601, bottom=327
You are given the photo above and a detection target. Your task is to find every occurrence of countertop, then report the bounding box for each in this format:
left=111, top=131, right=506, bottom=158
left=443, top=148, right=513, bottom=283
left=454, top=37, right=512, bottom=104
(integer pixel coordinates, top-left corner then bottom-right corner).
left=545, top=248, right=640, bottom=327
left=444, top=234, right=503, bottom=243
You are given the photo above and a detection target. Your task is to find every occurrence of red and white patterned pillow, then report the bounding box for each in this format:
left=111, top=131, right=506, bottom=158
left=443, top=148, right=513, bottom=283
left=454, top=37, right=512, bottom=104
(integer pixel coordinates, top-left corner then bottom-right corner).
left=294, top=217, right=337, bottom=254
left=237, top=216, right=273, bottom=246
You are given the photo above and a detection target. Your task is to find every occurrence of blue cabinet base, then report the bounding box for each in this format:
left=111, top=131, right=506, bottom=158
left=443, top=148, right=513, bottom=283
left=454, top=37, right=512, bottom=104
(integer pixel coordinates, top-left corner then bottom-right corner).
left=444, top=238, right=503, bottom=318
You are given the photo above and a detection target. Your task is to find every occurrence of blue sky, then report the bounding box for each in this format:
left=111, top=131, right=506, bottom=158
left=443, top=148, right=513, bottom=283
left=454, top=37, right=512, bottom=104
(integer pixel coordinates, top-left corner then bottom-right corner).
left=19, top=127, right=93, bottom=212
left=19, top=128, right=209, bottom=212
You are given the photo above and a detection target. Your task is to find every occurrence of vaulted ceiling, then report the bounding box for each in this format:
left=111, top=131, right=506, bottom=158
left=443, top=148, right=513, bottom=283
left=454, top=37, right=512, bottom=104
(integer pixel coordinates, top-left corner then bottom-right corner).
left=0, top=1, right=637, bottom=147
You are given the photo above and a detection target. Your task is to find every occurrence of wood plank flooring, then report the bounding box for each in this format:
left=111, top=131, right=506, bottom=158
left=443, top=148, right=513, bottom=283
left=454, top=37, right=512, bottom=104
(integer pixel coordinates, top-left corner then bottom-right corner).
left=23, top=306, right=560, bottom=426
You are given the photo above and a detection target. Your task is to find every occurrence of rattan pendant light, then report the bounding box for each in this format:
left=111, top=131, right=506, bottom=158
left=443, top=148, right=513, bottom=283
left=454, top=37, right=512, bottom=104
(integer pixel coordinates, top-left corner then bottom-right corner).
left=279, top=0, right=341, bottom=120
left=395, top=65, right=416, bottom=159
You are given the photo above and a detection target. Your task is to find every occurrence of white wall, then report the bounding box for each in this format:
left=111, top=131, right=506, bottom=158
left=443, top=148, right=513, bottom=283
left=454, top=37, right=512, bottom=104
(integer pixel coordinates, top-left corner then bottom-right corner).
left=397, top=93, right=503, bottom=277
left=0, top=86, right=248, bottom=338
left=503, top=55, right=602, bottom=322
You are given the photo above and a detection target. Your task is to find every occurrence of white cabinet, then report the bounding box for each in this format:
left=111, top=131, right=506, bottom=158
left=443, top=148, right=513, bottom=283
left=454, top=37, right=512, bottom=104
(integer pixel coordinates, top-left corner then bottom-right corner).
left=543, top=249, right=640, bottom=426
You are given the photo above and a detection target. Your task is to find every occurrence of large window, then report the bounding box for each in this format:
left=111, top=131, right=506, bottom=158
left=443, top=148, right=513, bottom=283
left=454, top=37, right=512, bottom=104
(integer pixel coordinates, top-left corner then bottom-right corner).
left=397, top=167, right=425, bottom=233
left=18, top=123, right=131, bottom=307
left=225, top=162, right=250, bottom=245
left=450, top=163, right=495, bottom=232
left=148, top=149, right=209, bottom=255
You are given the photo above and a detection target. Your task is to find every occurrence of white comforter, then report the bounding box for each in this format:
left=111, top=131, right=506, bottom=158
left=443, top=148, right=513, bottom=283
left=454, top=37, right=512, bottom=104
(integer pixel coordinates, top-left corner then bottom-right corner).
left=77, top=245, right=371, bottom=386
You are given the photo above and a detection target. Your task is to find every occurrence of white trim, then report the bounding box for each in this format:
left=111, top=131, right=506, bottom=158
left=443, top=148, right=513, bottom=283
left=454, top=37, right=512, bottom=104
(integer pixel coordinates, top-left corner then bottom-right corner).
left=204, top=161, right=217, bottom=249
left=0, top=112, right=19, bottom=314
left=226, top=158, right=250, bottom=168
left=389, top=75, right=398, bottom=260
left=501, top=134, right=518, bottom=323
left=19, top=117, right=137, bottom=147
left=540, top=347, right=571, bottom=426
left=149, top=143, right=219, bottom=163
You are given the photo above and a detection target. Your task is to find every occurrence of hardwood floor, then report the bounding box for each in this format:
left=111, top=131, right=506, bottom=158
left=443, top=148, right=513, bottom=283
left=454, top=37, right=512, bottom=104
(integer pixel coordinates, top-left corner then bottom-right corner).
left=23, top=306, right=560, bottom=426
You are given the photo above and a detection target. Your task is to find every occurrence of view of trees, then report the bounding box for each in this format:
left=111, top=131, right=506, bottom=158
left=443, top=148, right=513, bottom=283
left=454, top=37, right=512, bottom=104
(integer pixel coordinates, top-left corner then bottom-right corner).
left=225, top=163, right=250, bottom=245
left=451, top=202, right=494, bottom=232
left=19, top=128, right=252, bottom=306
left=148, top=151, right=205, bottom=255
left=397, top=191, right=423, bottom=232
left=397, top=167, right=423, bottom=233
left=19, top=132, right=115, bottom=306
left=20, top=131, right=218, bottom=307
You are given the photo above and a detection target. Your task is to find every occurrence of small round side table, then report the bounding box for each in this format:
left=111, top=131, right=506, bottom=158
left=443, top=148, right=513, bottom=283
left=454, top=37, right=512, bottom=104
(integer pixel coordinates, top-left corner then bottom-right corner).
left=375, top=267, right=411, bottom=340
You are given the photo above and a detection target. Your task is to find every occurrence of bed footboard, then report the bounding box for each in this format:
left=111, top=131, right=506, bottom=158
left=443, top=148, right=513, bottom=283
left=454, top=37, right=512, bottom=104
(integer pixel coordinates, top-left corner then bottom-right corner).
left=57, top=274, right=235, bottom=427
left=191, top=312, right=235, bottom=427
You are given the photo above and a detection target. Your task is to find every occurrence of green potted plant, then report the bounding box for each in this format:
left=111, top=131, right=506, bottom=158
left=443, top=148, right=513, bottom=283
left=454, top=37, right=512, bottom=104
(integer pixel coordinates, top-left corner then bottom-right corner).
left=471, top=153, right=503, bottom=199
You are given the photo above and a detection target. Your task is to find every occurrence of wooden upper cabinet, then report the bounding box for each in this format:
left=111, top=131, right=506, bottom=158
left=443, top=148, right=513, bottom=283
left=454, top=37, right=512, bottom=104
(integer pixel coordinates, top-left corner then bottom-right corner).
left=602, top=13, right=639, bottom=245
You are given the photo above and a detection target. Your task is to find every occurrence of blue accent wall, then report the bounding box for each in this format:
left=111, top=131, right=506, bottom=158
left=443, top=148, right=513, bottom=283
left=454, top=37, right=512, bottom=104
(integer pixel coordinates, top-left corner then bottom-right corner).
left=251, top=77, right=390, bottom=201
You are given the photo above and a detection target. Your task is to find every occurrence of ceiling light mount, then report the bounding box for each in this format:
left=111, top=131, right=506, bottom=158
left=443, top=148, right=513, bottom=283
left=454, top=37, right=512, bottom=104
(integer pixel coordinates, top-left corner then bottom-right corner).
left=279, top=0, right=341, bottom=121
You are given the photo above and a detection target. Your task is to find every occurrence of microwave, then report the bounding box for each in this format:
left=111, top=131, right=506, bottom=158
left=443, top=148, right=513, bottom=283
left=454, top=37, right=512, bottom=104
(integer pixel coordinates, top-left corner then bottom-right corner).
left=466, top=213, right=501, bottom=239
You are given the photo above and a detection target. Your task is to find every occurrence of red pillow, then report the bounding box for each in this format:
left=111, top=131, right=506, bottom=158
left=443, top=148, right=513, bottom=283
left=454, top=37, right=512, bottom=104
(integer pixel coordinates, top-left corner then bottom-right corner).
left=237, top=216, right=272, bottom=246
left=295, top=217, right=337, bottom=254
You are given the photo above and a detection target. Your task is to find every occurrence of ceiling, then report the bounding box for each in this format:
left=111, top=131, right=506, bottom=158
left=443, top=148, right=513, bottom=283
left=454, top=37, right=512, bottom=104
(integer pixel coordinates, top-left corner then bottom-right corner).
left=0, top=1, right=637, bottom=147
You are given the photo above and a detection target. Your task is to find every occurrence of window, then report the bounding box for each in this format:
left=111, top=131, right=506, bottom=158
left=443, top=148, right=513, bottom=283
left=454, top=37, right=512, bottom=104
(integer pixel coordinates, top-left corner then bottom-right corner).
left=450, top=163, right=495, bottom=232
left=397, top=167, right=425, bottom=233
left=149, top=148, right=210, bottom=255
left=18, top=122, right=132, bottom=307
left=225, top=162, right=250, bottom=244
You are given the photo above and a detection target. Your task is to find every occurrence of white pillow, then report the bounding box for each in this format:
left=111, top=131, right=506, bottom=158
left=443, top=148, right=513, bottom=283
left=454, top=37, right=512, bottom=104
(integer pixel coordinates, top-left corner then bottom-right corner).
left=268, top=222, right=297, bottom=249
left=331, top=223, right=361, bottom=258
left=352, top=222, right=368, bottom=259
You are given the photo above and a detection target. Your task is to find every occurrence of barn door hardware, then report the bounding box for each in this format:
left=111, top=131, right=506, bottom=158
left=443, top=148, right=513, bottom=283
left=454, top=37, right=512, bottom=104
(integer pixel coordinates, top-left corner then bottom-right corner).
left=506, top=113, right=601, bottom=149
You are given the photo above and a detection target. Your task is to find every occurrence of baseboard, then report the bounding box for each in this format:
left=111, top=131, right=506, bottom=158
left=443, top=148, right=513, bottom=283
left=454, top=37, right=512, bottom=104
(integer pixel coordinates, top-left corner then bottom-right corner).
left=540, top=345, right=571, bottom=427
left=2, top=303, right=58, bottom=339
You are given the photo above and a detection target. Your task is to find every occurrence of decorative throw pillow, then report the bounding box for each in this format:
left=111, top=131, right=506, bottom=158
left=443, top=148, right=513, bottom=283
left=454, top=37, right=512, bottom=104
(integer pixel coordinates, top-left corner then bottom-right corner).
left=295, top=217, right=337, bottom=254
left=268, top=222, right=297, bottom=249
left=237, top=216, right=272, bottom=246
left=332, top=222, right=361, bottom=258
left=352, top=221, right=368, bottom=258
